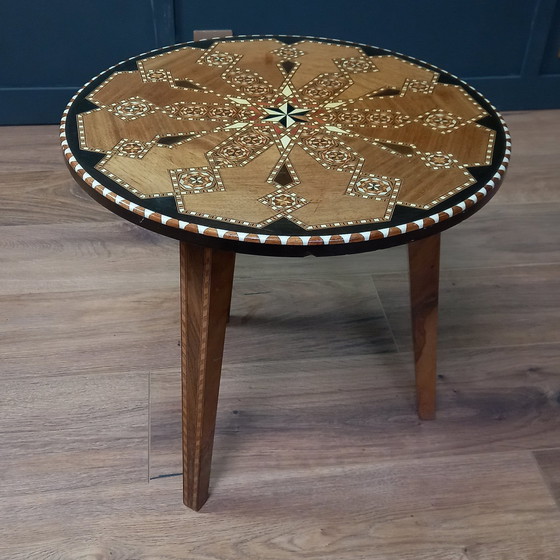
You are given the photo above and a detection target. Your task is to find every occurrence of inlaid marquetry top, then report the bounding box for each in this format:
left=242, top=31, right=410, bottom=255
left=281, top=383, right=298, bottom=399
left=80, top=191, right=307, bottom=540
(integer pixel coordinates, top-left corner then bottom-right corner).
left=61, top=36, right=510, bottom=256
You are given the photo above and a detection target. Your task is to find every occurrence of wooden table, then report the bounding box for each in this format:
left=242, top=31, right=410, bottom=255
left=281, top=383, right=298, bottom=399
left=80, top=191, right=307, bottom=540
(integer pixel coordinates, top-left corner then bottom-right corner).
left=61, top=35, right=511, bottom=511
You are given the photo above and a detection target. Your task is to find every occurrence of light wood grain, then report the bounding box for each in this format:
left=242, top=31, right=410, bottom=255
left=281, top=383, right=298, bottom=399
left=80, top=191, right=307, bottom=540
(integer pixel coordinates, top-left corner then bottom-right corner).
left=69, top=37, right=503, bottom=241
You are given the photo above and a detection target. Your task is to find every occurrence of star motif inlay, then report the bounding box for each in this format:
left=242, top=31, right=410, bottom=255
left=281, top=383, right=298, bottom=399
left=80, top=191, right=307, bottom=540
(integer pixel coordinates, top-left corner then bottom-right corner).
left=262, top=102, right=310, bottom=128
left=79, top=38, right=497, bottom=231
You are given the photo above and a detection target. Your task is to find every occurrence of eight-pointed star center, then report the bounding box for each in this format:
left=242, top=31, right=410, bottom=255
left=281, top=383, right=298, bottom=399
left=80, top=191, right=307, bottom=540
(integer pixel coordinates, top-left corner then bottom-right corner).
left=262, top=102, right=310, bottom=128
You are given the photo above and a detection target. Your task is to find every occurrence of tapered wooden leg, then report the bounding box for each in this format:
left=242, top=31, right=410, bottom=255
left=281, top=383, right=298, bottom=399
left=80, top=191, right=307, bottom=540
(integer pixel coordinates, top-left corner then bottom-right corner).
left=180, top=241, right=236, bottom=511
left=225, top=253, right=235, bottom=323
left=408, top=233, right=440, bottom=421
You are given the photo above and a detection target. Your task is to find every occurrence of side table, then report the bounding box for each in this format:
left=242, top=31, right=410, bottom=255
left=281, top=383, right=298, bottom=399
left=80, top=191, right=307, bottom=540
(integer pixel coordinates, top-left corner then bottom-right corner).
left=61, top=35, right=511, bottom=510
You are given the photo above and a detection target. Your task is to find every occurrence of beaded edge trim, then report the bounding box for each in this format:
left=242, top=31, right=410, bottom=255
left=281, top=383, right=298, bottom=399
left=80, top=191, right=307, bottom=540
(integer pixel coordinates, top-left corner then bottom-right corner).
left=60, top=34, right=512, bottom=248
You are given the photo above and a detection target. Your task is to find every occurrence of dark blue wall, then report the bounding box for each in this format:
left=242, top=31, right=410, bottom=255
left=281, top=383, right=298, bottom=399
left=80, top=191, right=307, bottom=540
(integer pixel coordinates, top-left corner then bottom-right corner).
left=0, top=0, right=174, bottom=125
left=1, top=0, right=558, bottom=124
left=176, top=0, right=560, bottom=112
left=178, top=0, right=534, bottom=77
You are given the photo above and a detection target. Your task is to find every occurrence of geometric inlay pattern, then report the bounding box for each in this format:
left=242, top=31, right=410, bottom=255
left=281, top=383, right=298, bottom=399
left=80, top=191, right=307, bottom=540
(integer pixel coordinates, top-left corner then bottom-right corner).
left=75, top=38, right=498, bottom=231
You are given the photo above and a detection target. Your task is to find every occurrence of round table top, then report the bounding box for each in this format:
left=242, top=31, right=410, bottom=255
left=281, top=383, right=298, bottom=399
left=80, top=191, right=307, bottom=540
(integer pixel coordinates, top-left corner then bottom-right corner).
left=61, top=35, right=511, bottom=256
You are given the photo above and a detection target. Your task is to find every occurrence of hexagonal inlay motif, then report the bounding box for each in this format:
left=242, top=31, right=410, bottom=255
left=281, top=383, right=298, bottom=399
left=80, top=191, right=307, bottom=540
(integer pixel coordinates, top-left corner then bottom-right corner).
left=76, top=37, right=497, bottom=229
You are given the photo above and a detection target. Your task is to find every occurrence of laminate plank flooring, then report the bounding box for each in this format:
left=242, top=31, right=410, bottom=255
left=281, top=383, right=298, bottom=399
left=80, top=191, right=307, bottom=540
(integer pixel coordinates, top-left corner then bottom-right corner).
left=149, top=344, right=560, bottom=478
left=0, top=125, right=67, bottom=172
left=374, top=264, right=560, bottom=350
left=2, top=453, right=559, bottom=560
left=1, top=203, right=558, bottom=297
left=535, top=448, right=560, bottom=509
left=1, top=111, right=560, bottom=559
left=1, top=370, right=149, bottom=497
left=0, top=289, right=180, bottom=378
left=0, top=222, right=176, bottom=296
left=495, top=110, right=560, bottom=204
left=226, top=275, right=397, bottom=362
left=0, top=170, right=118, bottom=225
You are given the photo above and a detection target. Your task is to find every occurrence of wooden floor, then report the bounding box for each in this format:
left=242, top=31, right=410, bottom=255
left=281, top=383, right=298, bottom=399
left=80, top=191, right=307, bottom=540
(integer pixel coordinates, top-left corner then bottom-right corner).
left=1, top=110, right=559, bottom=559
